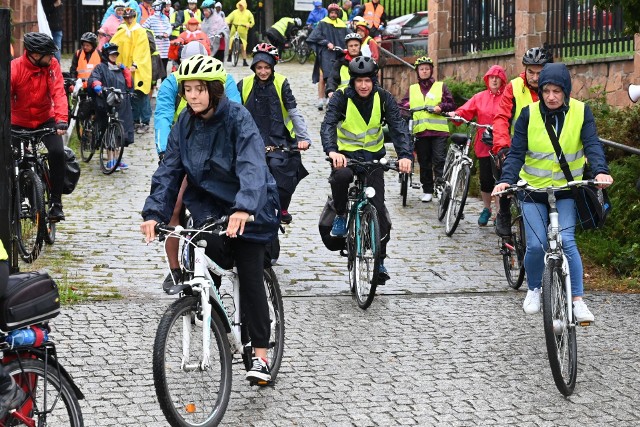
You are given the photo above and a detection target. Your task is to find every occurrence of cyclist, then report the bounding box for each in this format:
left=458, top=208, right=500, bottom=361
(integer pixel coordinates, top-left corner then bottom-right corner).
left=70, top=32, right=100, bottom=80
left=225, top=0, right=255, bottom=66
left=142, top=1, right=172, bottom=75
left=201, top=1, right=229, bottom=62
left=447, top=65, right=507, bottom=226
left=306, top=0, right=327, bottom=28
left=10, top=32, right=68, bottom=221
left=307, top=3, right=350, bottom=111
left=359, top=0, right=387, bottom=39
left=0, top=242, right=27, bottom=419
left=141, top=54, right=280, bottom=383
left=173, top=17, right=211, bottom=54
left=265, top=17, right=303, bottom=59
left=325, top=32, right=362, bottom=98
left=153, top=42, right=241, bottom=290
left=87, top=43, right=135, bottom=169
left=493, top=47, right=553, bottom=236
left=398, top=56, right=456, bottom=203
left=238, top=43, right=311, bottom=224
left=321, top=56, right=412, bottom=281
left=354, top=20, right=379, bottom=61
left=170, top=0, right=202, bottom=39
left=98, top=0, right=126, bottom=50
left=492, top=63, right=613, bottom=321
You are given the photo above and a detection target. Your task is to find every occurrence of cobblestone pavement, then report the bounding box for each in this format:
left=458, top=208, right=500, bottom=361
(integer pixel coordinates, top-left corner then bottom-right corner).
left=31, top=60, right=640, bottom=425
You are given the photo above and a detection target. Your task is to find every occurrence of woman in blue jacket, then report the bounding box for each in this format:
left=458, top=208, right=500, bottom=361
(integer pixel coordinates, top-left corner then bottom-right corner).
left=141, top=54, right=280, bottom=384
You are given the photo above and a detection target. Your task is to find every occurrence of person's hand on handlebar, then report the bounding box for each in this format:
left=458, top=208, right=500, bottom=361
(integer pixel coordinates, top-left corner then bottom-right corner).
left=328, top=151, right=347, bottom=169
left=398, top=158, right=412, bottom=174
left=227, top=211, right=251, bottom=238
left=491, top=183, right=511, bottom=196
left=431, top=105, right=442, bottom=114
left=327, top=42, right=335, bottom=50
left=594, top=173, right=613, bottom=189
left=297, top=140, right=310, bottom=150
left=141, top=219, right=158, bottom=243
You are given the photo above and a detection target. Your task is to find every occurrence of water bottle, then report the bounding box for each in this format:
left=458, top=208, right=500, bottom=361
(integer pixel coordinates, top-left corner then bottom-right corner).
left=5, top=326, right=49, bottom=347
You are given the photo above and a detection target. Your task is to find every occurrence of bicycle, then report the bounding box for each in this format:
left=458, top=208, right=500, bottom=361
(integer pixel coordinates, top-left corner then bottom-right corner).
left=495, top=179, right=603, bottom=396
left=398, top=106, right=433, bottom=207
left=229, top=24, right=242, bottom=67
left=63, top=74, right=95, bottom=163
left=152, top=217, right=285, bottom=427
left=328, top=157, right=400, bottom=309
left=94, top=87, right=128, bottom=175
left=293, top=26, right=312, bottom=64
left=436, top=115, right=492, bottom=236
left=0, top=325, right=85, bottom=426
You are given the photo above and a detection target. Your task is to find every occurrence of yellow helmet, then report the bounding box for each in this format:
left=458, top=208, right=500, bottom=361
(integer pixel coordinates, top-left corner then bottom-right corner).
left=176, top=54, right=227, bottom=84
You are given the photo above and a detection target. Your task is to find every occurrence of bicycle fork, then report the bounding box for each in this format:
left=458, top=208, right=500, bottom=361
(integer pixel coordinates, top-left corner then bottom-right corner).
left=547, top=201, right=575, bottom=332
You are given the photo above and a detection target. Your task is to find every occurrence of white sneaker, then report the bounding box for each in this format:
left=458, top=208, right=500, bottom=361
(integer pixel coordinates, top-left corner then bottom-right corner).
left=573, top=300, right=595, bottom=323
left=421, top=193, right=433, bottom=202
left=523, top=288, right=541, bottom=314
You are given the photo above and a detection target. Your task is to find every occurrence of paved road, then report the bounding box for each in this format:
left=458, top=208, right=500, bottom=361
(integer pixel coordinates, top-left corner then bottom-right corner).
left=26, top=60, right=640, bottom=425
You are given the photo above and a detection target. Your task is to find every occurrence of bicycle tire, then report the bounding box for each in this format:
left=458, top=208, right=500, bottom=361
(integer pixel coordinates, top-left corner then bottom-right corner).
left=153, top=296, right=233, bottom=427
left=232, top=39, right=240, bottom=67
left=542, top=258, right=578, bottom=396
left=241, top=268, right=285, bottom=384
left=99, top=121, right=125, bottom=175
left=437, top=146, right=457, bottom=221
left=353, top=204, right=381, bottom=310
left=279, top=45, right=295, bottom=63
left=296, top=42, right=310, bottom=64
left=14, top=169, right=45, bottom=263
left=444, top=163, right=470, bottom=236
left=78, top=118, right=95, bottom=163
left=400, top=173, right=409, bottom=207
left=4, top=358, right=84, bottom=426
left=503, top=211, right=525, bottom=289
left=38, top=161, right=56, bottom=245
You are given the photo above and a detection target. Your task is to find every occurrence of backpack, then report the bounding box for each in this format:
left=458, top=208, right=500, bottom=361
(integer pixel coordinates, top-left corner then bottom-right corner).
left=318, top=196, right=346, bottom=251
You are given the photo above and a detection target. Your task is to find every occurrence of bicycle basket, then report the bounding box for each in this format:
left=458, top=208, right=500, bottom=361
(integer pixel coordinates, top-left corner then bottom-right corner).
left=106, top=90, right=124, bottom=107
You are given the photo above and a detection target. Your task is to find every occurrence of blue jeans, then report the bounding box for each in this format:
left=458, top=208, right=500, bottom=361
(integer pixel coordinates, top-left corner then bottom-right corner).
left=521, top=198, right=584, bottom=297
left=51, top=31, right=62, bottom=63
left=131, top=91, right=151, bottom=124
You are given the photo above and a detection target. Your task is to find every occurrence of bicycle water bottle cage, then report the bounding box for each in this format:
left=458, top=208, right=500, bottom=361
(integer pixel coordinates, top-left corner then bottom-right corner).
left=450, top=133, right=467, bottom=146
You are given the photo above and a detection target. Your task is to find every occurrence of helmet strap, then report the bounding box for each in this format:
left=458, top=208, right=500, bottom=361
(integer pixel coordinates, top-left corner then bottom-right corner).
left=27, top=53, right=50, bottom=68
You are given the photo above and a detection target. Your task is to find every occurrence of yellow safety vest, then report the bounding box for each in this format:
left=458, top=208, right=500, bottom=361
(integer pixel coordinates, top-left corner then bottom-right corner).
left=409, top=82, right=449, bottom=133
left=272, top=18, right=294, bottom=37
left=511, top=76, right=534, bottom=136
left=520, top=98, right=585, bottom=187
left=337, top=91, right=384, bottom=152
left=241, top=73, right=296, bottom=139
left=171, top=9, right=202, bottom=37
left=0, top=240, right=7, bottom=261
left=338, top=65, right=350, bottom=90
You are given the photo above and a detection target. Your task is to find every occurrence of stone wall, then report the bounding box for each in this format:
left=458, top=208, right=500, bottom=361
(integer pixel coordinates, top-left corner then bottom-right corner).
left=1, top=0, right=39, bottom=54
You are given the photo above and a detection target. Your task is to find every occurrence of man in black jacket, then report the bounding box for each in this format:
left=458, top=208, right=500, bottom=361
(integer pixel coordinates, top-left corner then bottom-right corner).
left=321, top=56, right=412, bottom=280
left=42, top=0, right=65, bottom=62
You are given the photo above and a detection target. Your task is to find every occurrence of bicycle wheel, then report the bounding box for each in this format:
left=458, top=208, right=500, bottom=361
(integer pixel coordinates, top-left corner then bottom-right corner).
left=437, top=147, right=457, bottom=221
left=99, top=121, right=125, bottom=175
left=279, top=45, right=295, bottom=63
left=353, top=204, right=381, bottom=310
left=153, top=296, right=233, bottom=427
left=77, top=118, right=95, bottom=163
left=296, top=42, right=310, bottom=64
left=542, top=258, right=578, bottom=396
left=400, top=173, right=409, bottom=207
left=241, top=268, right=285, bottom=384
left=502, top=208, right=525, bottom=289
left=13, top=169, right=46, bottom=263
left=232, top=38, right=241, bottom=67
left=444, top=163, right=471, bottom=237
left=38, top=161, right=56, bottom=245
left=4, top=358, right=84, bottom=426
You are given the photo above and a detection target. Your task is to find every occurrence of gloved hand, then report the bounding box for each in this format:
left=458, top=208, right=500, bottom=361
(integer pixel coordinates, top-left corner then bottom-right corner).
left=55, top=122, right=68, bottom=131
left=94, top=85, right=103, bottom=95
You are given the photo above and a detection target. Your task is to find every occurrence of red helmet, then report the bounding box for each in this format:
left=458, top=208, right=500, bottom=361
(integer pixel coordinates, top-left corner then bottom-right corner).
left=252, top=42, right=279, bottom=61
left=327, top=3, right=341, bottom=14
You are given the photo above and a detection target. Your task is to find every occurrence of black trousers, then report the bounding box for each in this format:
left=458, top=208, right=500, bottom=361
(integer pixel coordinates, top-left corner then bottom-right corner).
left=415, top=135, right=448, bottom=194
left=266, top=29, right=286, bottom=57
left=329, top=166, right=391, bottom=258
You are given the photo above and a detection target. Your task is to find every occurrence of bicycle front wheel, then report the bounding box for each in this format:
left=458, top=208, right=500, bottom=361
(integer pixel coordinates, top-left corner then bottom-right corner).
left=353, top=204, right=381, bottom=310
left=4, top=357, right=84, bottom=426
left=99, top=121, right=125, bottom=175
left=153, top=296, right=232, bottom=427
left=296, top=42, right=310, bottom=64
left=503, top=209, right=526, bottom=289
left=232, top=39, right=241, bottom=66
left=542, top=258, right=577, bottom=396
left=279, top=45, right=295, bottom=63
left=444, top=163, right=470, bottom=236
left=14, top=169, right=46, bottom=263
left=77, top=118, right=95, bottom=163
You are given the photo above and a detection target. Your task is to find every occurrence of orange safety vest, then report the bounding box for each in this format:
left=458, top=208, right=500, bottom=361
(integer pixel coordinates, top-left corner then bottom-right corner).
left=363, top=2, right=384, bottom=29
left=76, top=50, right=101, bottom=80
left=140, top=3, right=154, bottom=25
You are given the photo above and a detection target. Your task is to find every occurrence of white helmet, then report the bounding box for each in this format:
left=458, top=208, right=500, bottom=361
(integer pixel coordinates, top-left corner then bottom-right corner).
left=181, top=40, right=208, bottom=60
left=187, top=0, right=198, bottom=3
left=294, top=18, right=302, bottom=27
left=112, top=0, right=127, bottom=7
left=214, top=1, right=222, bottom=7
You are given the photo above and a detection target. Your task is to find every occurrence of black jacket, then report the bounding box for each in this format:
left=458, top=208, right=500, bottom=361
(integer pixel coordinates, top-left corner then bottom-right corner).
left=42, top=0, right=64, bottom=32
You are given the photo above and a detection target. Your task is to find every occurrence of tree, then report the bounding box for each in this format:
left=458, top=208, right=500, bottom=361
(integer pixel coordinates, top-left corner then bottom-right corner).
left=595, top=0, right=640, bottom=33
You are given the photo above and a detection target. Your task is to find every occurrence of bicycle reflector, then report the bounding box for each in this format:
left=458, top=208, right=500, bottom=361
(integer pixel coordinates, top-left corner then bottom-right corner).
left=185, top=403, right=196, bottom=413
left=365, top=187, right=376, bottom=198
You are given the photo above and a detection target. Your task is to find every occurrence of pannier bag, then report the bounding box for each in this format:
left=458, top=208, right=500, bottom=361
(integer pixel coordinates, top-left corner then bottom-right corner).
left=574, top=186, right=611, bottom=230
left=63, top=146, right=81, bottom=194
left=0, top=271, right=61, bottom=331
left=318, top=196, right=346, bottom=251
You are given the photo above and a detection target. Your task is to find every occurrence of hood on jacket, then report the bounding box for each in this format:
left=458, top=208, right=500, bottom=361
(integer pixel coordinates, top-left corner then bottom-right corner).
left=236, top=0, right=247, bottom=9
left=251, top=52, right=276, bottom=70
left=483, top=64, right=506, bottom=90
left=537, top=62, right=571, bottom=104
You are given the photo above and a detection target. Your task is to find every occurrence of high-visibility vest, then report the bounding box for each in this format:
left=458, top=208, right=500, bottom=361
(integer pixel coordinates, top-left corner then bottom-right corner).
left=409, top=82, right=449, bottom=133
left=241, top=73, right=296, bottom=139
left=0, top=240, right=7, bottom=261
left=363, top=2, right=384, bottom=28
left=361, top=36, right=373, bottom=57
left=337, top=91, right=384, bottom=152
left=520, top=98, right=585, bottom=187
left=272, top=17, right=293, bottom=37
left=510, top=76, right=534, bottom=136
left=76, top=50, right=101, bottom=80
left=338, top=65, right=350, bottom=90
left=140, top=3, right=154, bottom=25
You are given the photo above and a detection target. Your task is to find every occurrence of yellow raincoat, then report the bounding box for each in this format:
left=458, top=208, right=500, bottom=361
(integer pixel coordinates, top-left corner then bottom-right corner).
left=110, top=22, right=153, bottom=95
left=225, top=0, right=254, bottom=49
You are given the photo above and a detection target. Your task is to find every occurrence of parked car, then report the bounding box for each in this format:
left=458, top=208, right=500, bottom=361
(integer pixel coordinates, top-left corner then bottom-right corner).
left=400, top=11, right=429, bottom=38
left=382, top=13, right=415, bottom=39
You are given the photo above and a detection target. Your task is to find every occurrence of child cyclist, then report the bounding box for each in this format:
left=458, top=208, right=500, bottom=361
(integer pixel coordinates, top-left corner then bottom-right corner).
left=238, top=43, right=311, bottom=224
left=141, top=54, right=280, bottom=383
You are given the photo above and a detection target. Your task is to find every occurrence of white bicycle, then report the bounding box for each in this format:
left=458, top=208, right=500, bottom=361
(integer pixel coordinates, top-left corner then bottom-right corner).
left=152, top=217, right=285, bottom=427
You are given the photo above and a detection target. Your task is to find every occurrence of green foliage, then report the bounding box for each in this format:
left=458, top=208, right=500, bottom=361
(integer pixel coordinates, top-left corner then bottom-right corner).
left=595, top=0, right=640, bottom=34
left=443, top=77, right=486, bottom=108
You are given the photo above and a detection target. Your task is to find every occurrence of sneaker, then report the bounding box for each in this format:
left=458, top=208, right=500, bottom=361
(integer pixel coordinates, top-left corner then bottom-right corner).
left=495, top=211, right=512, bottom=237
left=136, top=123, right=150, bottom=134
left=162, top=268, right=183, bottom=293
left=421, top=193, right=433, bottom=203
left=280, top=210, right=292, bottom=224
left=0, top=377, right=26, bottom=419
left=245, top=357, right=271, bottom=383
left=523, top=288, right=541, bottom=314
left=378, top=263, right=390, bottom=282
left=105, top=159, right=121, bottom=171
left=317, top=98, right=324, bottom=111
left=118, top=161, right=129, bottom=170
left=573, top=300, right=595, bottom=323
left=134, top=122, right=142, bottom=130
left=330, top=215, right=348, bottom=237
left=242, top=59, right=249, bottom=66
left=478, top=208, right=492, bottom=226
left=48, top=203, right=65, bottom=222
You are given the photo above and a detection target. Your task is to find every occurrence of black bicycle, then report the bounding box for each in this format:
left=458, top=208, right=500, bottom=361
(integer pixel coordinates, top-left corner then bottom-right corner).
left=95, top=87, right=128, bottom=175
left=293, top=26, right=312, bottom=64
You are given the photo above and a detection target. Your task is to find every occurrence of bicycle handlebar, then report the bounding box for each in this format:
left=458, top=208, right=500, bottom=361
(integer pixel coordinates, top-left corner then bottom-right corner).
left=493, top=179, right=609, bottom=196
left=445, top=115, right=493, bottom=130
left=11, top=127, right=57, bottom=139
left=266, top=145, right=300, bottom=153
left=325, top=156, right=401, bottom=172
left=155, top=215, right=255, bottom=238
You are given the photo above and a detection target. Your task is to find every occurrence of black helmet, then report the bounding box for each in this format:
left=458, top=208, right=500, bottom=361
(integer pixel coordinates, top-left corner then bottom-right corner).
left=348, top=56, right=378, bottom=78
left=101, top=43, right=120, bottom=61
left=122, top=7, right=137, bottom=18
left=23, top=32, right=58, bottom=55
left=522, top=47, right=553, bottom=66
left=80, top=32, right=98, bottom=48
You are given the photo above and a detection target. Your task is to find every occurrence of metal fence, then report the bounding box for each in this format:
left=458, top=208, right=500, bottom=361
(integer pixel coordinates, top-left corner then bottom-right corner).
left=62, top=2, right=107, bottom=54
left=546, top=0, right=633, bottom=59
left=450, top=0, right=514, bottom=54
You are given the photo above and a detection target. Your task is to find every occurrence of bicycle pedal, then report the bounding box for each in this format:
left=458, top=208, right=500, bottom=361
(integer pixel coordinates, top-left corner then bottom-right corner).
left=249, top=379, right=273, bottom=387
left=578, top=320, right=594, bottom=327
